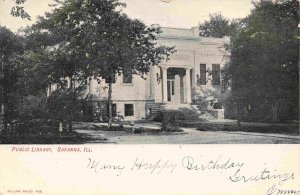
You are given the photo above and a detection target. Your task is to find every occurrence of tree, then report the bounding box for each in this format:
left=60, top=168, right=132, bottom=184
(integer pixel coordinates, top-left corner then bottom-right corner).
left=36, top=0, right=175, bottom=127
left=225, top=0, right=299, bottom=122
left=10, top=0, right=31, bottom=20
left=24, top=27, right=85, bottom=131
left=199, top=12, right=241, bottom=38
left=0, top=26, right=25, bottom=133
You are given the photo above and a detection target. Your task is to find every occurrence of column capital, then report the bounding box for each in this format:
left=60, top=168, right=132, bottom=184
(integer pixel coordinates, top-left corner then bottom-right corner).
left=185, top=67, right=192, bottom=71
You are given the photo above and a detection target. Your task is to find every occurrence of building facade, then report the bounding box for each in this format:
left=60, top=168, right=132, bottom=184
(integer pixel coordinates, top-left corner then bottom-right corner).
left=49, top=26, right=230, bottom=121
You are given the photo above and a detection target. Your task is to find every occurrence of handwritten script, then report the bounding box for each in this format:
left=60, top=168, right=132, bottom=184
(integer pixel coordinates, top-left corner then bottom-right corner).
left=87, top=155, right=299, bottom=194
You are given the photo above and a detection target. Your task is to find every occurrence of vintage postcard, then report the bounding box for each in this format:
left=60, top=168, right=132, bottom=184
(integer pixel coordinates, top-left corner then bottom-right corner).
left=0, top=0, right=299, bottom=194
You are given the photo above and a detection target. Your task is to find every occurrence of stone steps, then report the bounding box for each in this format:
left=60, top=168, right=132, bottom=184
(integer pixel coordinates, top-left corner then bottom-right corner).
left=163, top=103, right=193, bottom=110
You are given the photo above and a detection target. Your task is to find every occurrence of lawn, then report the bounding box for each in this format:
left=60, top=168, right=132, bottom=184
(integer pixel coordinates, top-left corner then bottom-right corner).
left=178, top=121, right=300, bottom=136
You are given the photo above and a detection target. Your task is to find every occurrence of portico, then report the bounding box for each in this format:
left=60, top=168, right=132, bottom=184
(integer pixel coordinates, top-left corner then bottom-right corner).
left=160, top=66, right=192, bottom=104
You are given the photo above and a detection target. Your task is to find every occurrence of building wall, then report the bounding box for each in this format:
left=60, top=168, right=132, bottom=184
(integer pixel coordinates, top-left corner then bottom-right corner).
left=83, top=74, right=150, bottom=121
left=49, top=26, right=230, bottom=121
left=88, top=26, right=229, bottom=120
left=87, top=74, right=149, bottom=101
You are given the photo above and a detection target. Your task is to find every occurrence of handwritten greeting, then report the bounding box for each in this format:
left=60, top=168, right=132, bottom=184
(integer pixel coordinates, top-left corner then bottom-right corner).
left=86, top=155, right=299, bottom=195
left=6, top=146, right=300, bottom=194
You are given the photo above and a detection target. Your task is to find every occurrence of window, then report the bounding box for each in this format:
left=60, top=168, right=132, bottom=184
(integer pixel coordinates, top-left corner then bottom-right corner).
left=167, top=81, right=171, bottom=101
left=167, top=80, right=175, bottom=101
left=212, top=64, right=221, bottom=85
left=106, top=103, right=117, bottom=117
left=171, top=80, right=175, bottom=95
left=200, top=64, right=206, bottom=85
left=123, top=68, right=132, bottom=84
left=105, top=74, right=116, bottom=83
left=124, top=104, right=134, bottom=116
left=213, top=102, right=223, bottom=109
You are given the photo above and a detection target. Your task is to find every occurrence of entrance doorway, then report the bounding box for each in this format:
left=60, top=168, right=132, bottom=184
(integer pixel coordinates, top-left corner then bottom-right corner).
left=167, top=79, right=175, bottom=101
left=166, top=68, right=186, bottom=104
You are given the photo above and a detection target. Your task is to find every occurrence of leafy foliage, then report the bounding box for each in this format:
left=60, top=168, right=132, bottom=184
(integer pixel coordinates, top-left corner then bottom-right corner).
left=37, top=0, right=175, bottom=77
left=36, top=0, right=175, bottom=126
left=10, top=0, right=31, bottom=20
left=0, top=26, right=25, bottom=125
left=225, top=0, right=299, bottom=122
left=199, top=13, right=241, bottom=38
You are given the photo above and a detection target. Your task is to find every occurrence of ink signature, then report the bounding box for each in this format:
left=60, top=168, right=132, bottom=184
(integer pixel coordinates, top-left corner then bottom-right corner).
left=267, top=184, right=300, bottom=195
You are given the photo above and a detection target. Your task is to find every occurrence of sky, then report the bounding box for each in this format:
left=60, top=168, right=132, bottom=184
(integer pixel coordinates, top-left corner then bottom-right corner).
left=0, top=0, right=254, bottom=32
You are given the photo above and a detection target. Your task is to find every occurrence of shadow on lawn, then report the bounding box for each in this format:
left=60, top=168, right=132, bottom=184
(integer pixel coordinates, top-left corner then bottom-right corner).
left=0, top=131, right=105, bottom=144
left=0, top=119, right=107, bottom=144
left=194, top=123, right=299, bottom=136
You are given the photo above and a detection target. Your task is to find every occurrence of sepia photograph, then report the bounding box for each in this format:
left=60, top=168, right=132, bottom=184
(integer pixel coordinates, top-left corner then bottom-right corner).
left=0, top=0, right=299, bottom=194
left=0, top=0, right=299, bottom=145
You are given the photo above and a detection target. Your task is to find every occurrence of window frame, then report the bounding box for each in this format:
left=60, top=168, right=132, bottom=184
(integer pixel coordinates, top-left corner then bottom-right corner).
left=212, top=64, right=221, bottom=86
left=171, top=80, right=175, bottom=95
left=124, top=104, right=134, bottom=117
left=200, top=64, right=206, bottom=85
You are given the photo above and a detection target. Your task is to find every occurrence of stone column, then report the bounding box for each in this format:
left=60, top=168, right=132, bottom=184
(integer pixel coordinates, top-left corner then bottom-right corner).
left=89, top=77, right=98, bottom=95
left=88, top=77, right=92, bottom=94
left=185, top=68, right=192, bottom=103
left=161, top=67, right=168, bottom=102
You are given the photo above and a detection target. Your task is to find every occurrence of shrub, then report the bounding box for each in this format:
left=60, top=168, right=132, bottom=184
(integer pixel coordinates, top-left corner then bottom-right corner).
left=132, top=127, right=142, bottom=134
left=193, top=97, right=208, bottom=113
left=161, top=111, right=183, bottom=132
left=153, top=109, right=199, bottom=122
left=106, top=125, right=124, bottom=131
left=12, top=119, right=65, bottom=135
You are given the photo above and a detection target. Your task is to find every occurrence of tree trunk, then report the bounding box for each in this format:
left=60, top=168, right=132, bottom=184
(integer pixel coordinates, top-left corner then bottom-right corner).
left=0, top=55, right=6, bottom=135
left=67, top=119, right=72, bottom=132
left=67, top=77, right=74, bottom=132
left=232, top=79, right=241, bottom=127
left=272, top=101, right=279, bottom=122
left=19, top=93, right=23, bottom=116
left=107, top=79, right=113, bottom=128
left=236, top=101, right=241, bottom=127
left=0, top=104, right=4, bottom=135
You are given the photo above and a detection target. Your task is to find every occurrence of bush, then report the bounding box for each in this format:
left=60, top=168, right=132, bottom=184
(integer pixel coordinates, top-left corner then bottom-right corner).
left=11, top=119, right=66, bottom=135
left=106, top=125, right=124, bottom=131
left=124, top=127, right=145, bottom=134
left=160, top=111, right=183, bottom=132
left=193, top=98, right=208, bottom=113
left=153, top=109, right=199, bottom=122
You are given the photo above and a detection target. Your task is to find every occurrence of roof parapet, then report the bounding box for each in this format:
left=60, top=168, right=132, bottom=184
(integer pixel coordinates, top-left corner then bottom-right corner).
left=153, top=25, right=230, bottom=44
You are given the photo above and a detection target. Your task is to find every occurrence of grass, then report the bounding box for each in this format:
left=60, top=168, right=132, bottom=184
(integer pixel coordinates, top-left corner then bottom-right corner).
left=73, top=121, right=183, bottom=134
left=73, top=120, right=298, bottom=136
left=0, top=131, right=102, bottom=144
left=196, top=123, right=299, bottom=136
left=91, top=124, right=183, bottom=134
